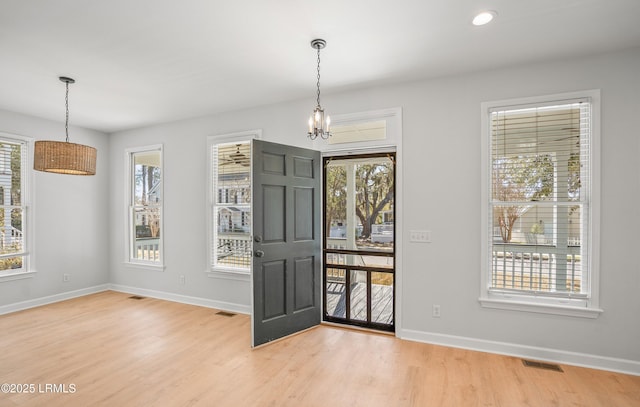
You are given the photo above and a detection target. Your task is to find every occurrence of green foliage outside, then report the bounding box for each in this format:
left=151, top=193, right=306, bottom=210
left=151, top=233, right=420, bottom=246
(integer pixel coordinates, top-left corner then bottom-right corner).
left=494, top=155, right=554, bottom=243
left=325, top=166, right=346, bottom=235
left=0, top=143, right=24, bottom=271
left=4, top=144, right=23, bottom=230
left=530, top=222, right=544, bottom=234
left=134, top=162, right=161, bottom=238
left=325, top=158, right=394, bottom=240
left=494, top=153, right=581, bottom=243
left=355, top=162, right=394, bottom=239
left=0, top=255, right=22, bottom=271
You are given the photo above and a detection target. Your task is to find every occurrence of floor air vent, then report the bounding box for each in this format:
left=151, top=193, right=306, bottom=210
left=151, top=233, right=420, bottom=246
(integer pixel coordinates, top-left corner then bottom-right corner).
left=522, top=359, right=563, bottom=372
left=216, top=311, right=236, bottom=317
left=129, top=295, right=146, bottom=300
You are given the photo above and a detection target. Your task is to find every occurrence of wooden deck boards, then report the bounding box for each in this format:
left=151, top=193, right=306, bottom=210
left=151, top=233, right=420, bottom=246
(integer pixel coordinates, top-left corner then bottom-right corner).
left=326, top=282, right=394, bottom=325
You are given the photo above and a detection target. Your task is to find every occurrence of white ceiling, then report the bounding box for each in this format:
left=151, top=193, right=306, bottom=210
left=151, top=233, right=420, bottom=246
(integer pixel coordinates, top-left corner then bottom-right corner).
left=1, top=0, right=639, bottom=133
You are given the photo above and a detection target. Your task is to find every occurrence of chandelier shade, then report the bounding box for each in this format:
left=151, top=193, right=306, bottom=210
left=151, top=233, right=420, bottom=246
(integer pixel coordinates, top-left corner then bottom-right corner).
left=33, top=140, right=97, bottom=175
left=34, top=76, right=97, bottom=176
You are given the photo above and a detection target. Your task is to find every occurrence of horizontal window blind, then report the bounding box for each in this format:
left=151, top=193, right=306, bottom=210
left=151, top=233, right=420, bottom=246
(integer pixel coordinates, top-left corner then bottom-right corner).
left=489, top=100, right=591, bottom=296
left=211, top=142, right=251, bottom=271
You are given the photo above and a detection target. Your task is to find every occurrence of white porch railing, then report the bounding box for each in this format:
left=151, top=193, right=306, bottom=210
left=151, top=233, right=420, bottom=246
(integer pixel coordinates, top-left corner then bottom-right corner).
left=215, top=236, right=251, bottom=269
left=492, top=243, right=582, bottom=293
left=134, top=238, right=160, bottom=262
left=371, top=224, right=394, bottom=243
left=0, top=226, right=23, bottom=250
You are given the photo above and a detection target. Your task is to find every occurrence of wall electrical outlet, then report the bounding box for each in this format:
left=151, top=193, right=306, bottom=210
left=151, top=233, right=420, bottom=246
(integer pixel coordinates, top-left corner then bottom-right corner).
left=410, top=230, right=431, bottom=243
left=432, top=304, right=441, bottom=318
left=63, top=273, right=70, bottom=282
left=179, top=275, right=186, bottom=285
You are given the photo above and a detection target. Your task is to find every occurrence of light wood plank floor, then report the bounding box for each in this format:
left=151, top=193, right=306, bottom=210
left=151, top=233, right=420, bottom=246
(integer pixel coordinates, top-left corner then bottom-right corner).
left=1, top=291, right=638, bottom=406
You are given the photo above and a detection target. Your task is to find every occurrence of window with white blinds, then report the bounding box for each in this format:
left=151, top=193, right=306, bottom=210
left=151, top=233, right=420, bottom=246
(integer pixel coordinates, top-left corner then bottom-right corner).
left=0, top=134, right=29, bottom=277
left=210, top=141, right=252, bottom=273
left=480, top=91, right=601, bottom=317
left=126, top=145, right=163, bottom=267
left=207, top=130, right=261, bottom=276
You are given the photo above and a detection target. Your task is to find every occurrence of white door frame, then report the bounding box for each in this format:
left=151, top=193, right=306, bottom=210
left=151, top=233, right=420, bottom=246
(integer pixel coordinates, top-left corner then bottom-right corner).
left=315, top=107, right=403, bottom=336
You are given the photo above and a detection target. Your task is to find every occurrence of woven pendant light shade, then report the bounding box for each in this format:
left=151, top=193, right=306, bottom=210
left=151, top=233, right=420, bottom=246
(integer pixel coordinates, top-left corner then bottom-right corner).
left=34, top=76, right=97, bottom=176
left=33, top=140, right=97, bottom=175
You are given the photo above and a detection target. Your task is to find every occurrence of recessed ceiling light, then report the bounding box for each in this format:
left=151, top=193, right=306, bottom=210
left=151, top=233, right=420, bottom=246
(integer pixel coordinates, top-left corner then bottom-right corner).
left=473, top=10, right=497, bottom=26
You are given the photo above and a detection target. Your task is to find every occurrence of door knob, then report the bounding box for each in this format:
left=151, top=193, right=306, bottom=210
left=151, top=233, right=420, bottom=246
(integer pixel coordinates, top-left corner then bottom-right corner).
left=254, top=235, right=263, bottom=243
left=255, top=250, right=265, bottom=258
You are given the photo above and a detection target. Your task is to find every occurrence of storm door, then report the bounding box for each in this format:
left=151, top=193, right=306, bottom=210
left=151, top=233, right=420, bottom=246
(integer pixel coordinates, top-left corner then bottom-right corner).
left=323, top=153, right=396, bottom=332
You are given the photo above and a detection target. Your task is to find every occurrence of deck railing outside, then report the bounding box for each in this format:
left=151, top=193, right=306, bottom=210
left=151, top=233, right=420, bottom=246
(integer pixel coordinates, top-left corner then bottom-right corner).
left=492, top=242, right=582, bottom=293
left=371, top=224, right=393, bottom=243
left=134, top=238, right=160, bottom=262
left=0, top=227, right=22, bottom=250
left=325, top=237, right=394, bottom=326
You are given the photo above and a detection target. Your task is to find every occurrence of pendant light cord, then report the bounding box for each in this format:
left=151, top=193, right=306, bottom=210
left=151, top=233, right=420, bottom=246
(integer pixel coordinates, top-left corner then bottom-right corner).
left=316, top=47, right=321, bottom=107
left=65, top=80, right=70, bottom=143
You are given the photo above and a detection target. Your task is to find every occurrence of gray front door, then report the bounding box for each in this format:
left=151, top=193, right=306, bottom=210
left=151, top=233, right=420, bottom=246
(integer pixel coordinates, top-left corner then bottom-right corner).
left=251, top=140, right=321, bottom=347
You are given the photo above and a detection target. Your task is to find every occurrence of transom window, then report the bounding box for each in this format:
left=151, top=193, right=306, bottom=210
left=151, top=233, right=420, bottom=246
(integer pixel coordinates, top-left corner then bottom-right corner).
left=480, top=91, right=601, bottom=317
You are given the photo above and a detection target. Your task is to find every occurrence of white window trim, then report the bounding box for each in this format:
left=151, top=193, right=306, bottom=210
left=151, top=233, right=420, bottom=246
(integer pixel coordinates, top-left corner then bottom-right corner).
left=479, top=90, right=602, bottom=318
left=0, top=270, right=37, bottom=282
left=0, top=132, right=33, bottom=282
left=206, top=129, right=261, bottom=279
left=124, top=144, right=164, bottom=270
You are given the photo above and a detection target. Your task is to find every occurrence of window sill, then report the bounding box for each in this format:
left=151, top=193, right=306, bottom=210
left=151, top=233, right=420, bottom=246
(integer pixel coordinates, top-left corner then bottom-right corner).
left=0, top=270, right=36, bottom=282
left=479, top=295, right=603, bottom=319
left=124, top=262, right=165, bottom=272
left=207, top=268, right=250, bottom=281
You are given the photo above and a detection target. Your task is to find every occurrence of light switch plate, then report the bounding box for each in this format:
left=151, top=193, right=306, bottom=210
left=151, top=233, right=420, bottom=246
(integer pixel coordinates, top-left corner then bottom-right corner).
left=409, top=230, right=431, bottom=243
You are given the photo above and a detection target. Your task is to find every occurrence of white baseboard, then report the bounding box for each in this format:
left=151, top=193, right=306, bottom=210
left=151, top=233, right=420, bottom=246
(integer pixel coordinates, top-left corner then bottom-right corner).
left=109, top=284, right=251, bottom=315
left=398, top=328, right=640, bottom=377
left=0, top=284, right=110, bottom=315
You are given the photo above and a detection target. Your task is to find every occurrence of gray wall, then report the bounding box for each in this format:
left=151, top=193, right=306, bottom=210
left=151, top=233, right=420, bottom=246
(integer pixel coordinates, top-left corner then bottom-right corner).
left=109, top=47, right=640, bottom=368
left=1, top=46, right=638, bottom=372
left=393, top=48, right=640, bottom=367
left=0, top=110, right=110, bottom=306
